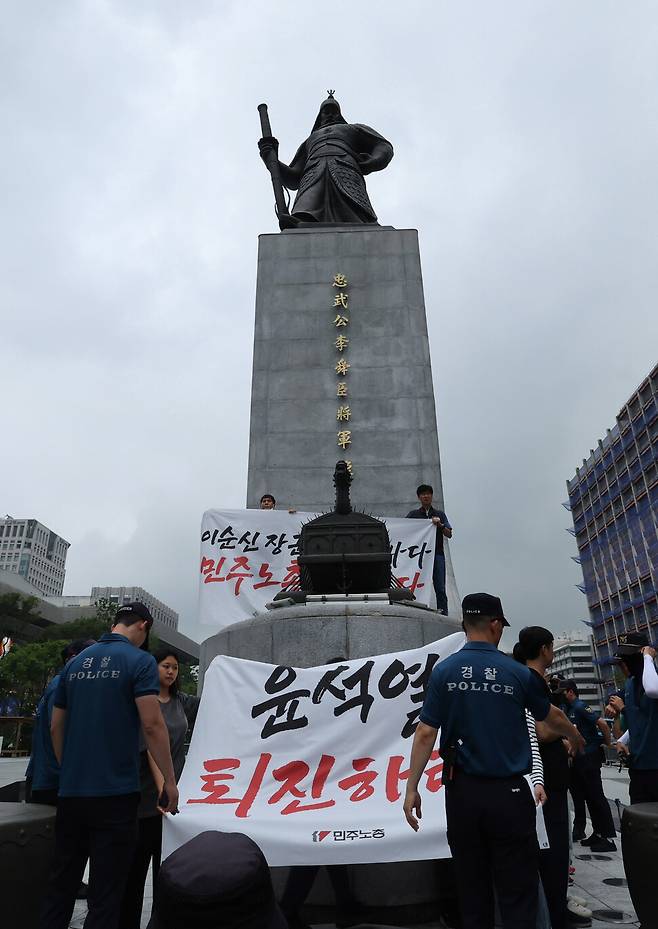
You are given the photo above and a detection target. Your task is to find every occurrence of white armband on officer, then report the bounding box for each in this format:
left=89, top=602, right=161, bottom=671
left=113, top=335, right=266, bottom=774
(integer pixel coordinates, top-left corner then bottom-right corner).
left=642, top=654, right=658, bottom=699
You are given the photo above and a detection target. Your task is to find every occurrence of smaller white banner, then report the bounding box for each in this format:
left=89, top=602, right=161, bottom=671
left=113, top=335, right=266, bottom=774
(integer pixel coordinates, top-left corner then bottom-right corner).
left=198, top=510, right=436, bottom=629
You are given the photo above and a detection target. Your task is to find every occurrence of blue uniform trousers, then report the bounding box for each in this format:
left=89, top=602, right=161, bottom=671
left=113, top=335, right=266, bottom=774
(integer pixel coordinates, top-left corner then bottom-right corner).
left=538, top=788, right=569, bottom=929
left=445, top=772, right=539, bottom=929
left=628, top=768, right=658, bottom=804
left=119, top=814, right=163, bottom=929
left=433, top=553, right=447, bottom=613
left=570, top=752, right=615, bottom=838
left=40, top=793, right=139, bottom=929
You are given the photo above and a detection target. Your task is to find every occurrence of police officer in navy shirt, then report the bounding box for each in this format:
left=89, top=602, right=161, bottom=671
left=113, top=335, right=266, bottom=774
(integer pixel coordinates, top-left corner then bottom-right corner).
left=40, top=603, right=178, bottom=929
left=403, top=593, right=583, bottom=929
left=28, top=639, right=95, bottom=806
left=610, top=632, right=658, bottom=804
left=563, top=680, right=616, bottom=852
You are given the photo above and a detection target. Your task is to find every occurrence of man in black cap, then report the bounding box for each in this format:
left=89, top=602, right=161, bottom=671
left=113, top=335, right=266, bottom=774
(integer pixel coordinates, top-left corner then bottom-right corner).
left=40, top=603, right=179, bottom=929
left=403, top=593, right=583, bottom=929
left=563, top=679, right=616, bottom=851
left=609, top=632, right=658, bottom=804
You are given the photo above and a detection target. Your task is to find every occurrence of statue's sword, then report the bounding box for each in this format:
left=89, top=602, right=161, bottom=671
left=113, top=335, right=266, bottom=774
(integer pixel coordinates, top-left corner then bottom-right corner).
left=258, top=103, right=290, bottom=222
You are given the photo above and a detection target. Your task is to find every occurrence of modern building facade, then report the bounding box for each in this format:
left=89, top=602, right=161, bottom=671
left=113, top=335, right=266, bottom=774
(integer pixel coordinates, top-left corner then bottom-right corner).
left=0, top=571, right=199, bottom=663
left=551, top=632, right=602, bottom=714
left=90, top=585, right=179, bottom=630
left=565, top=363, right=658, bottom=692
left=0, top=517, right=69, bottom=597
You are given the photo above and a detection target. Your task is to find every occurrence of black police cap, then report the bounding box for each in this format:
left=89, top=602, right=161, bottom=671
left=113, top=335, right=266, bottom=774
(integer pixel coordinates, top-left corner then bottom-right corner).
left=461, top=592, right=509, bottom=627
left=114, top=601, right=154, bottom=626
left=615, top=631, right=649, bottom=657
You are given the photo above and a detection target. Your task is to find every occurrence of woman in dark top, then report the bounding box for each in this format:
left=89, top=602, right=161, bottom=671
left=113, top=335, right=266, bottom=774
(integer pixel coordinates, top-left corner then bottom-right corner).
left=119, top=647, right=200, bottom=929
left=513, top=627, right=572, bottom=929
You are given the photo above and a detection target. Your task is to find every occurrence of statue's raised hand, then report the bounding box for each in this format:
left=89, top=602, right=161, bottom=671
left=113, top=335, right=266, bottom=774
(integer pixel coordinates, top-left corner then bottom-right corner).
left=258, top=136, right=279, bottom=163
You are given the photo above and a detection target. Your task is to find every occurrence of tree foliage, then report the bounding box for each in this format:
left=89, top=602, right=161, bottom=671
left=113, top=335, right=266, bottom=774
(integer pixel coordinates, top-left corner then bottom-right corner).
left=177, top=663, right=199, bottom=694
left=40, top=616, right=109, bottom=643
left=0, top=639, right=67, bottom=715
left=0, top=594, right=201, bottom=715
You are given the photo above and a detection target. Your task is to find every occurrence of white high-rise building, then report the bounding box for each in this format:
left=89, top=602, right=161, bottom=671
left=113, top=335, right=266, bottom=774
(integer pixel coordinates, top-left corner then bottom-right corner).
left=552, top=630, right=603, bottom=713
left=0, top=517, right=69, bottom=597
left=90, top=586, right=179, bottom=630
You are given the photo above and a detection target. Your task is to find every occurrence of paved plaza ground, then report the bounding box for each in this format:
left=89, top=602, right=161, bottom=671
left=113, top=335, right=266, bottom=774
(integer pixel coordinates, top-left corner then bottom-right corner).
left=0, top=760, right=640, bottom=928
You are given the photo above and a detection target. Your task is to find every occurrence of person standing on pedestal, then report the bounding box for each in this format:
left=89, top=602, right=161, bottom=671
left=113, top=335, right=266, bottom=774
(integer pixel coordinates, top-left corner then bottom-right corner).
left=406, top=483, right=452, bottom=614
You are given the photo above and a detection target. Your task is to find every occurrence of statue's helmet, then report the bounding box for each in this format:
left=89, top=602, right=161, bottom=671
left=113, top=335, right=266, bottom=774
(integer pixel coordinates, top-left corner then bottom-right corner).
left=312, top=93, right=347, bottom=131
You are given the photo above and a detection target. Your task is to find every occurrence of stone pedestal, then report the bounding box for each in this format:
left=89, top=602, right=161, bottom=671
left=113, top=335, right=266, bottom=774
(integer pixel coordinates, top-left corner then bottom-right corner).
left=246, top=225, right=458, bottom=613
left=200, top=600, right=458, bottom=672
left=200, top=226, right=461, bottom=919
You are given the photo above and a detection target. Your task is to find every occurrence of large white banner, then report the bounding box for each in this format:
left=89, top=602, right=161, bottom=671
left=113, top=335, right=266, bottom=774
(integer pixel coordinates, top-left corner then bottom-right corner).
left=164, top=634, right=466, bottom=865
left=199, top=509, right=436, bottom=628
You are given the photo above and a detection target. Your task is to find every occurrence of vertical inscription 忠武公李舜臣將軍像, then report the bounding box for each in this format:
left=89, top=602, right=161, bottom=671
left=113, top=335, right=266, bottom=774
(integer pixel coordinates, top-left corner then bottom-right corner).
left=332, top=273, right=353, bottom=471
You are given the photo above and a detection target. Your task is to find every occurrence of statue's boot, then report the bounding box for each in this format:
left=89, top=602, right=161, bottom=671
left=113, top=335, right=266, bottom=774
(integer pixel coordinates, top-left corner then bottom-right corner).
left=278, top=212, right=301, bottom=230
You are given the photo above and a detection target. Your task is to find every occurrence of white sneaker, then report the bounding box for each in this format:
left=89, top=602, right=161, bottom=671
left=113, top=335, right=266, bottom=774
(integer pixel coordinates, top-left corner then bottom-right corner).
left=568, top=894, right=588, bottom=907
left=568, top=899, right=593, bottom=919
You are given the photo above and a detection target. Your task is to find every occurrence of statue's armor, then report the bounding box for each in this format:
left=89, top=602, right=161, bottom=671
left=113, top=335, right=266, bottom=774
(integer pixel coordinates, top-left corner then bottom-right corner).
left=285, top=112, right=393, bottom=225
left=295, top=132, right=375, bottom=218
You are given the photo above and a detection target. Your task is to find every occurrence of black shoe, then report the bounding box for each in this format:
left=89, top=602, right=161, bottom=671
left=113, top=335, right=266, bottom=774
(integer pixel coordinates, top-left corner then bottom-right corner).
left=580, top=833, right=599, bottom=846
left=567, top=913, right=592, bottom=927
left=572, top=828, right=586, bottom=841
left=590, top=837, right=617, bottom=852
left=75, top=882, right=88, bottom=900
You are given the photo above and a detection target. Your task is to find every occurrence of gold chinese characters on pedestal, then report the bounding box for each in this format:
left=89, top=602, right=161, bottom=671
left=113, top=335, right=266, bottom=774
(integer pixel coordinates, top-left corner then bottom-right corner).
left=332, top=273, right=352, bottom=473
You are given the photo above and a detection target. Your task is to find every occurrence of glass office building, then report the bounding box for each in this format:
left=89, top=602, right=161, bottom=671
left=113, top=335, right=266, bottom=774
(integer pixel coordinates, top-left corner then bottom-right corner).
left=565, top=363, right=658, bottom=692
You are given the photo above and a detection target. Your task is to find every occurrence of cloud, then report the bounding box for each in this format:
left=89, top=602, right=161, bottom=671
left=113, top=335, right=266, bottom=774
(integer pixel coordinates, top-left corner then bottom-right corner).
left=2, top=1, right=657, bottom=645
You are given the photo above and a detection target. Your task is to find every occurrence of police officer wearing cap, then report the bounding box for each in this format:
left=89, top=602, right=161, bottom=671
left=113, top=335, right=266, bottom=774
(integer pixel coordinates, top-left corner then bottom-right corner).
left=403, top=592, right=584, bottom=929
left=610, top=632, right=658, bottom=804
left=563, top=679, right=616, bottom=851
left=39, top=603, right=179, bottom=929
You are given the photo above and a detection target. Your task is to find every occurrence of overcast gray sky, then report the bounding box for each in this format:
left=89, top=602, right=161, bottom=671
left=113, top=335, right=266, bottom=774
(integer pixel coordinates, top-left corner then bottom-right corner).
left=2, top=1, right=657, bottom=647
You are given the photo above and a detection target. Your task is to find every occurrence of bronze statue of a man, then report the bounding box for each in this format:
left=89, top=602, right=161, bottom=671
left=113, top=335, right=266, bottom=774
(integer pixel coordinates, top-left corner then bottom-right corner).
left=258, top=93, right=394, bottom=229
